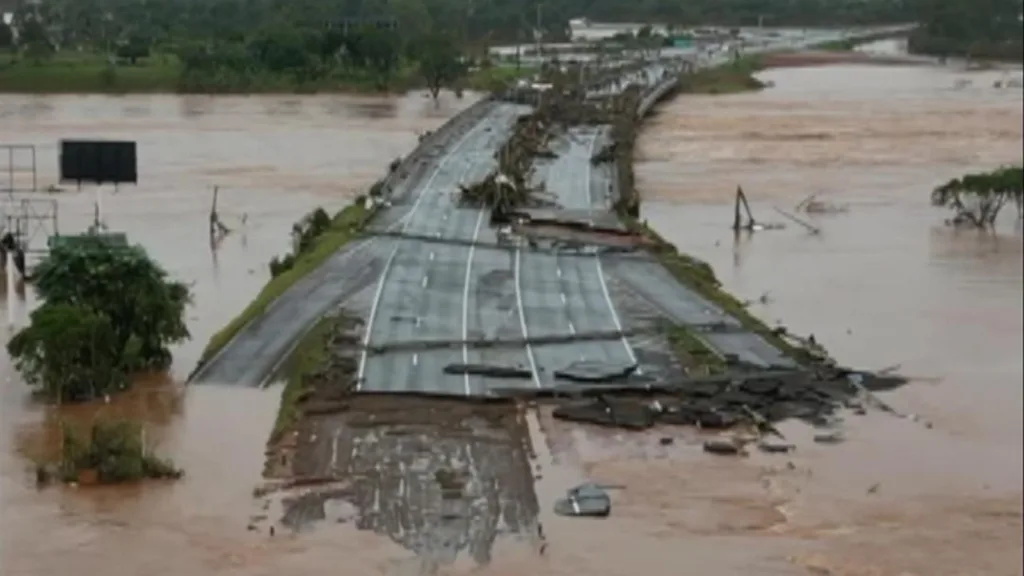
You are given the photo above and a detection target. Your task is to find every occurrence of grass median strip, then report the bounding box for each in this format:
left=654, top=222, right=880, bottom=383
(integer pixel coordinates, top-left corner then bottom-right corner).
left=664, top=323, right=729, bottom=376
left=270, top=313, right=342, bottom=442
left=628, top=218, right=818, bottom=365
left=195, top=202, right=371, bottom=371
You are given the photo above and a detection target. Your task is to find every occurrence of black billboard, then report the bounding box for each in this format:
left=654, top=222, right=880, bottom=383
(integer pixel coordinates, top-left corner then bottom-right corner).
left=59, top=140, right=138, bottom=186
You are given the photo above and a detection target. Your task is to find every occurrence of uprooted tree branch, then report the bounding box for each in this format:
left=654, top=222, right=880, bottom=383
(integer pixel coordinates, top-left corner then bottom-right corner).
left=464, top=71, right=648, bottom=219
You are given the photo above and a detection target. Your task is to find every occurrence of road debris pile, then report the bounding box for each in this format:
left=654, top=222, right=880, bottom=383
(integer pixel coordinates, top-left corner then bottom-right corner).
left=459, top=112, right=554, bottom=213
left=549, top=364, right=908, bottom=433
left=590, top=85, right=646, bottom=218
left=482, top=83, right=651, bottom=223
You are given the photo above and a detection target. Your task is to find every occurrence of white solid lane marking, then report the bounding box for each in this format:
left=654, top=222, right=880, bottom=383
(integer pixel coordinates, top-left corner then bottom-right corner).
left=356, top=116, right=490, bottom=390
left=514, top=246, right=542, bottom=388
left=584, top=130, right=641, bottom=372
left=460, top=210, right=486, bottom=396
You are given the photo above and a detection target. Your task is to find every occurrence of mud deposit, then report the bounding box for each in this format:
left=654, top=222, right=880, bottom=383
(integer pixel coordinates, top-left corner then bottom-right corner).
left=264, top=396, right=542, bottom=572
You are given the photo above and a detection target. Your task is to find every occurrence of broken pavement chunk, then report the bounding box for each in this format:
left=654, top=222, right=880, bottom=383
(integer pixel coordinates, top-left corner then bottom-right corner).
left=442, top=363, right=532, bottom=379
left=757, top=440, right=795, bottom=454
left=552, top=397, right=655, bottom=430
left=554, top=483, right=611, bottom=518
left=813, top=431, right=846, bottom=445
left=554, top=360, right=638, bottom=383
left=703, top=438, right=743, bottom=456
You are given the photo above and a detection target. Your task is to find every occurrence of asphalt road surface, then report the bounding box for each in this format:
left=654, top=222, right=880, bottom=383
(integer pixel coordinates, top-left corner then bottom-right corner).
left=358, top=103, right=531, bottom=394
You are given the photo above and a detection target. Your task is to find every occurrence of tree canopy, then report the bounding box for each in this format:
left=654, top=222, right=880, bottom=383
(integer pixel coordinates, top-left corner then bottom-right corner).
left=7, top=236, right=191, bottom=403
left=931, top=166, right=1024, bottom=227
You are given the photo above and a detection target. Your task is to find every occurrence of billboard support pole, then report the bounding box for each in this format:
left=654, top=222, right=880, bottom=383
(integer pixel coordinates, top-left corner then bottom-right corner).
left=96, top=186, right=103, bottom=228
left=6, top=249, right=17, bottom=328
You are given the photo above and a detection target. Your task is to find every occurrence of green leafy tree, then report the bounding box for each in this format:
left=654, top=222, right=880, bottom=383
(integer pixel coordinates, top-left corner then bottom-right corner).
left=18, top=16, right=55, bottom=63
left=7, top=304, right=126, bottom=402
left=354, top=26, right=400, bottom=81
left=248, top=24, right=313, bottom=73
left=931, top=166, right=1024, bottom=227
left=417, top=32, right=463, bottom=101
left=115, top=33, right=152, bottom=65
left=0, top=21, right=13, bottom=51
left=31, top=238, right=190, bottom=368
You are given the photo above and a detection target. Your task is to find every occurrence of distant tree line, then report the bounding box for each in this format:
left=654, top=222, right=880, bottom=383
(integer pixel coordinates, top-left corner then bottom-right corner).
left=3, top=0, right=1017, bottom=90
left=908, top=0, right=1023, bottom=61
left=0, top=0, right=939, bottom=66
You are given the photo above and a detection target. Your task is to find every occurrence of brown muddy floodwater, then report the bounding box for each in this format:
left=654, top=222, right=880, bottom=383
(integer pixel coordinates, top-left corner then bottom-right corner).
left=0, top=91, right=479, bottom=576
left=1, top=61, right=1022, bottom=576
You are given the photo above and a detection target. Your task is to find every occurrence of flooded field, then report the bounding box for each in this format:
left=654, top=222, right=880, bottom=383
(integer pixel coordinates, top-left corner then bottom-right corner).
left=2, top=61, right=1023, bottom=576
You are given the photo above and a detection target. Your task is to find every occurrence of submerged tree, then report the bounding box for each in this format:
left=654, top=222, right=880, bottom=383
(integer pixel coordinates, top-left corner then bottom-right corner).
left=417, top=32, right=463, bottom=101
left=43, top=419, right=182, bottom=485
left=931, top=166, right=1023, bottom=227
left=7, top=235, right=191, bottom=403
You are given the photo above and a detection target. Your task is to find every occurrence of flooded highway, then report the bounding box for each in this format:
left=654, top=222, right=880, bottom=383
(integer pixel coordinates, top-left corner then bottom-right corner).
left=2, top=59, right=1023, bottom=575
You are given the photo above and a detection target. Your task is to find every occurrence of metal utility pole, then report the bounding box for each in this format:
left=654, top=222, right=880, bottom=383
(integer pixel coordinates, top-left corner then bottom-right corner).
left=534, top=3, right=542, bottom=57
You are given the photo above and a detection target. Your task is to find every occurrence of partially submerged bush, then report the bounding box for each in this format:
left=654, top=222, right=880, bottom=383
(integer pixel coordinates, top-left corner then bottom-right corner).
left=41, top=419, right=182, bottom=485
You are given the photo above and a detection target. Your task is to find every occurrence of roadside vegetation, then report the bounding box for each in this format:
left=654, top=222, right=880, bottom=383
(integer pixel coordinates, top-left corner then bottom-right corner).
left=271, top=314, right=340, bottom=442
left=677, top=56, right=765, bottom=94
left=629, top=219, right=823, bottom=366
left=931, top=165, right=1024, bottom=227
left=664, top=323, right=729, bottom=376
